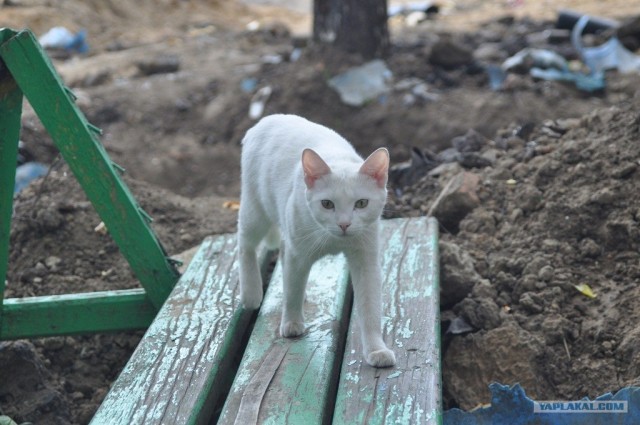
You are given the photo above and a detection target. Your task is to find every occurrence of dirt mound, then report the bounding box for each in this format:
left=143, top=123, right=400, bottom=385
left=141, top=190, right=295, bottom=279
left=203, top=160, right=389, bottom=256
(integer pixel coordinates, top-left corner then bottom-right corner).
left=391, top=101, right=640, bottom=408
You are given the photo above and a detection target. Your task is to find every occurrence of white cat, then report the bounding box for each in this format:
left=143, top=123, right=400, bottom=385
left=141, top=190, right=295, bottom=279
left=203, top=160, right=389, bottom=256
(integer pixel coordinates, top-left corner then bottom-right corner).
left=237, top=114, right=395, bottom=368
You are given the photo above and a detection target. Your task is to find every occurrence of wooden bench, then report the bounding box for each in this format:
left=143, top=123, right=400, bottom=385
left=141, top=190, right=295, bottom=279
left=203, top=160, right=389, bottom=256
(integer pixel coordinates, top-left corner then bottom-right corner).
left=91, top=216, right=441, bottom=425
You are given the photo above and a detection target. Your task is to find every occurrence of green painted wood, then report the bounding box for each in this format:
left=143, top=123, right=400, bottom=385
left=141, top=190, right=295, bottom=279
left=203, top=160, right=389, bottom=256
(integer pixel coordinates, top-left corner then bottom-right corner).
left=0, top=34, right=22, bottom=333
left=1, top=289, right=155, bottom=339
left=0, top=29, right=177, bottom=309
left=92, top=234, right=266, bottom=425
left=333, top=217, right=442, bottom=425
left=218, top=253, right=352, bottom=425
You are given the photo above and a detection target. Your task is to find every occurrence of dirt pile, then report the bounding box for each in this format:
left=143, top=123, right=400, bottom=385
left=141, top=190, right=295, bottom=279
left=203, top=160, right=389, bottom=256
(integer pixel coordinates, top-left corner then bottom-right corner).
left=391, top=101, right=640, bottom=408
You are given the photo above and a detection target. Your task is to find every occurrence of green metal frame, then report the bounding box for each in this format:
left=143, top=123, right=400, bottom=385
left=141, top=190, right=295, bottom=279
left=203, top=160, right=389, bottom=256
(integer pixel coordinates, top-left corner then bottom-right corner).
left=0, top=28, right=180, bottom=340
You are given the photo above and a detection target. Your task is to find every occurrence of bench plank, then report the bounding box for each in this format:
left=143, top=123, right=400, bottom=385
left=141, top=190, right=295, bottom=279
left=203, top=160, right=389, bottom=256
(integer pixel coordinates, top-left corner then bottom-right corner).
left=218, top=253, right=352, bottom=425
left=333, top=217, right=441, bottom=425
left=91, top=234, right=257, bottom=425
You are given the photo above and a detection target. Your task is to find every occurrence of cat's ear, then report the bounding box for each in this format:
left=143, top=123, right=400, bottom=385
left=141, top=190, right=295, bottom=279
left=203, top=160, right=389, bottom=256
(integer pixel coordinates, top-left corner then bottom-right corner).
left=302, top=148, right=331, bottom=188
left=360, top=148, right=389, bottom=188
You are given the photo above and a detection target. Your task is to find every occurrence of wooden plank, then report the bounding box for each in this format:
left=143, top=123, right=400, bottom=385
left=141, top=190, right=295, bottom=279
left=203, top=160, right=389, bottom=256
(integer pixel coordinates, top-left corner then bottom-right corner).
left=91, top=234, right=261, bottom=425
left=333, top=217, right=442, bottom=425
left=0, top=29, right=178, bottom=309
left=0, top=34, right=23, bottom=331
left=1, top=289, right=155, bottom=339
left=218, top=253, right=352, bottom=425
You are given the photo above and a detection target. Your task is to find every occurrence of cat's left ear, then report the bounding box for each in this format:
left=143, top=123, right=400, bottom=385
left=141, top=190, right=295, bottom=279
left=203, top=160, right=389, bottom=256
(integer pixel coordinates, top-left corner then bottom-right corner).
left=302, top=148, right=331, bottom=188
left=360, top=148, right=389, bottom=188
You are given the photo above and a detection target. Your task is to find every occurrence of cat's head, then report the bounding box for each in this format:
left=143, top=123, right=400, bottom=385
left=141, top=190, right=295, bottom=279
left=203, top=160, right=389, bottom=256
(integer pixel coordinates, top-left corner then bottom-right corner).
left=302, top=148, right=389, bottom=238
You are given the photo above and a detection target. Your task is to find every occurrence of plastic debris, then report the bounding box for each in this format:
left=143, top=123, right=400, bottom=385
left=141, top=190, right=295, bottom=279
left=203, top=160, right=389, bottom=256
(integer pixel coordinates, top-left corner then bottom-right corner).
left=39, top=27, right=89, bottom=54
left=574, top=283, right=597, bottom=299
left=14, top=162, right=48, bottom=193
left=388, top=1, right=439, bottom=17
left=444, top=383, right=640, bottom=425
left=446, top=316, right=474, bottom=335
left=241, top=78, right=258, bottom=93
left=557, top=9, right=619, bottom=34
left=248, top=86, right=272, bottom=120
left=572, top=15, right=640, bottom=75
left=328, top=60, right=392, bottom=107
left=502, top=48, right=568, bottom=74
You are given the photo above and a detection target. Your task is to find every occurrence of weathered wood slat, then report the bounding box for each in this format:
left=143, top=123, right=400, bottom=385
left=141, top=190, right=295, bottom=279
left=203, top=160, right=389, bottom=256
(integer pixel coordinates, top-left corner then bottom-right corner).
left=218, top=253, right=352, bottom=425
left=333, top=217, right=441, bottom=425
left=91, top=234, right=260, bottom=425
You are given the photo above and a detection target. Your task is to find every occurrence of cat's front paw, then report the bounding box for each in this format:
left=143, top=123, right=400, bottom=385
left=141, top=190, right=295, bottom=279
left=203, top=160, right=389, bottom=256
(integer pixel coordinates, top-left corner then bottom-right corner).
left=366, top=348, right=396, bottom=368
left=240, top=289, right=263, bottom=310
left=280, top=321, right=306, bottom=338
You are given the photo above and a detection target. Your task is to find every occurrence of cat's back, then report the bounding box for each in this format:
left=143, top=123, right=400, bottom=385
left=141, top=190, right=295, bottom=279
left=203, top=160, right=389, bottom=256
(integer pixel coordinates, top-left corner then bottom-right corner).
left=242, top=114, right=359, bottom=166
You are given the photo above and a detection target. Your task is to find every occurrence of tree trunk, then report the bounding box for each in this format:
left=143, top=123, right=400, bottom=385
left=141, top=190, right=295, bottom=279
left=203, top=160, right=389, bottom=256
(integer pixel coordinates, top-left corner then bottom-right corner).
left=313, top=0, right=389, bottom=59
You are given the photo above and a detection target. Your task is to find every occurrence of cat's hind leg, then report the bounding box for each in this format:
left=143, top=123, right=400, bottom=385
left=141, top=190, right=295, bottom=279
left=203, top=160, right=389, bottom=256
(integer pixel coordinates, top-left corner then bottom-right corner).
left=237, top=208, right=270, bottom=309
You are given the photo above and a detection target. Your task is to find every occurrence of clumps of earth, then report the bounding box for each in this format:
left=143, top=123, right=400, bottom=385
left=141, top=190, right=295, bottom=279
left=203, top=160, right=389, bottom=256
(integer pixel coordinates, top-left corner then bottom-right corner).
left=3, top=3, right=640, bottom=423
left=389, top=102, right=640, bottom=409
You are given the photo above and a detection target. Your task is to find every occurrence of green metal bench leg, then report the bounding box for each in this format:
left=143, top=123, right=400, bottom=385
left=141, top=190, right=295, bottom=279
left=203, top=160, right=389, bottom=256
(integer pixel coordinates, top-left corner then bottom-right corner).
left=0, top=52, right=23, bottom=333
left=0, top=28, right=178, bottom=310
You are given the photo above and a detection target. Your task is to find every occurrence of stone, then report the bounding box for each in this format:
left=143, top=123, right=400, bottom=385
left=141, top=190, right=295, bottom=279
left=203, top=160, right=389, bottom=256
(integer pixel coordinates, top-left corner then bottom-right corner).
left=429, top=37, right=473, bottom=69
left=428, top=171, right=481, bottom=232
left=452, top=129, right=488, bottom=153
left=440, top=241, right=482, bottom=308
left=443, top=323, right=550, bottom=410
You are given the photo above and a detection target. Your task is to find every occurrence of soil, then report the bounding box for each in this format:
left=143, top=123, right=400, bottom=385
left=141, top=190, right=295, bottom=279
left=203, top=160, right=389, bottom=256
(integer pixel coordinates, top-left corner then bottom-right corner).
left=2, top=0, right=640, bottom=423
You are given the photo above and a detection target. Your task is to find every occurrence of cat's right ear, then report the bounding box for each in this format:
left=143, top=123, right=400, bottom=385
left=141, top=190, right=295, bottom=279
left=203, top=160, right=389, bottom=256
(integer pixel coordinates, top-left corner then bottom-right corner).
left=302, top=149, right=331, bottom=188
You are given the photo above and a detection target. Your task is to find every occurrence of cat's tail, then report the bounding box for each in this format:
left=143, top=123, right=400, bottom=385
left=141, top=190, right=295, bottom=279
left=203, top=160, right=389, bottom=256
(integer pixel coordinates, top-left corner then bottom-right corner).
left=263, top=225, right=281, bottom=250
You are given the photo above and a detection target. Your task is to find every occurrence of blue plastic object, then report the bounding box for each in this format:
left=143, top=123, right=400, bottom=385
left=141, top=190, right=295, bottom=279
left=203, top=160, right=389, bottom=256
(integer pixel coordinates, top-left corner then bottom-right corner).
left=14, top=162, right=48, bottom=193
left=444, top=383, right=640, bottom=425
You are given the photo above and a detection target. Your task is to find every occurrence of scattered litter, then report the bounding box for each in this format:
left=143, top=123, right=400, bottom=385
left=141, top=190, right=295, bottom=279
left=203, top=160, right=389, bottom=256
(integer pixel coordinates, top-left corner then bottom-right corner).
left=289, top=48, right=302, bottom=62
left=240, top=78, right=258, bottom=93
left=506, top=179, right=517, bottom=185
left=94, top=221, right=108, bottom=235
left=572, top=15, right=640, bottom=75
left=502, top=48, right=568, bottom=74
left=388, top=1, right=439, bottom=17
left=39, top=27, right=89, bottom=54
left=328, top=60, right=392, bottom=107
left=556, top=9, right=619, bottom=34
left=446, top=316, right=474, bottom=335
left=574, top=283, right=597, bottom=299
left=501, top=44, right=605, bottom=92
left=261, top=54, right=283, bottom=65
left=223, top=200, right=240, bottom=211
left=248, top=86, right=272, bottom=120
left=14, top=162, right=48, bottom=193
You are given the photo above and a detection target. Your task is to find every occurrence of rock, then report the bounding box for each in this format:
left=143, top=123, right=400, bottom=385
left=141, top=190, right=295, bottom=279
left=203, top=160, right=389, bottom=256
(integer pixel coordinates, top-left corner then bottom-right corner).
left=440, top=241, right=482, bottom=308
left=429, top=171, right=481, bottom=232
left=515, top=184, right=544, bottom=213
left=0, top=341, right=71, bottom=424
left=454, top=296, right=502, bottom=330
left=452, top=129, right=488, bottom=153
left=579, top=237, right=601, bottom=258
left=458, top=152, right=493, bottom=169
left=443, top=323, right=550, bottom=410
left=519, top=291, right=544, bottom=314
left=136, top=54, right=180, bottom=76
left=429, top=37, right=473, bottom=69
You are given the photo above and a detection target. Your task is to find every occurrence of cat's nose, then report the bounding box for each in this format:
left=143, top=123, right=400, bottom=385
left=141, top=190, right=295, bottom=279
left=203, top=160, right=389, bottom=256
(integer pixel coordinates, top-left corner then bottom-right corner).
left=339, top=223, right=351, bottom=233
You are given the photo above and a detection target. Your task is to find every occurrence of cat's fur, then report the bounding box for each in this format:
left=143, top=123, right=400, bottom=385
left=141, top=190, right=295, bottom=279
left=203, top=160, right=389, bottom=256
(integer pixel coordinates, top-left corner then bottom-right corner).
left=238, top=114, right=395, bottom=368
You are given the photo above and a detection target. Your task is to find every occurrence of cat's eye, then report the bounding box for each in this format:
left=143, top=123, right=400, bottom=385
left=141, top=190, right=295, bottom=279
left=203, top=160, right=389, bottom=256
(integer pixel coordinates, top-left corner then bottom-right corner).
left=354, top=199, right=369, bottom=209
left=321, top=200, right=335, bottom=209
